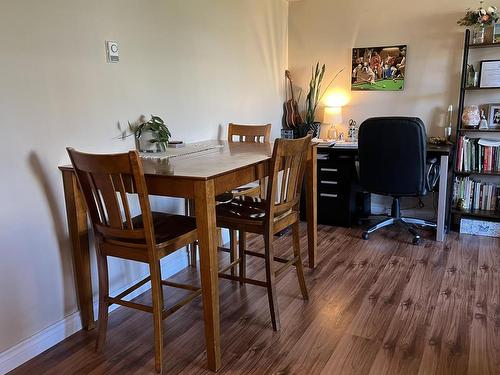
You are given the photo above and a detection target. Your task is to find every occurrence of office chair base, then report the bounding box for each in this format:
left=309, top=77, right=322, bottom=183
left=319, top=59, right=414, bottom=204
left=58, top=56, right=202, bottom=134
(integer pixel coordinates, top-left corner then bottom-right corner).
left=362, top=216, right=436, bottom=245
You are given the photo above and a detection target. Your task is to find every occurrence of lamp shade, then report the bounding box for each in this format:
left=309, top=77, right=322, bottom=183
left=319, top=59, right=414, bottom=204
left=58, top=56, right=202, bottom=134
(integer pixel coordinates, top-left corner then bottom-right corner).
left=324, top=106, right=343, bottom=125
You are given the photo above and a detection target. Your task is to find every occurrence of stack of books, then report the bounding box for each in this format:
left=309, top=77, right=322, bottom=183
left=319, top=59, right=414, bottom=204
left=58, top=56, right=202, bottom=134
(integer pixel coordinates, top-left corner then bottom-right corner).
left=452, top=176, right=500, bottom=211
left=456, top=137, right=500, bottom=173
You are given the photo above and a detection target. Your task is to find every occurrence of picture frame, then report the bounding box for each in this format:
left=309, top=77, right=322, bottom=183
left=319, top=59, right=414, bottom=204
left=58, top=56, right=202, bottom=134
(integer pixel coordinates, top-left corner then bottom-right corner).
left=488, top=103, right=500, bottom=128
left=479, top=60, right=500, bottom=88
left=351, top=45, right=407, bottom=91
left=494, top=23, right=500, bottom=43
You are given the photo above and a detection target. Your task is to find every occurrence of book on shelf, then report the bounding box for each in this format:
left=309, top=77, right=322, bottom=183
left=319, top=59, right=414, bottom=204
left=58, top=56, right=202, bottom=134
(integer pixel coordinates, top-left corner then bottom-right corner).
left=455, top=136, right=500, bottom=173
left=452, top=176, right=500, bottom=212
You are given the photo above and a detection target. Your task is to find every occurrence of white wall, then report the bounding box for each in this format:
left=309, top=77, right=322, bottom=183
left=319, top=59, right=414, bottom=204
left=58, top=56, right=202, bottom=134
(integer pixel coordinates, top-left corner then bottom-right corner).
left=0, top=0, right=288, bottom=360
left=289, top=0, right=500, bottom=137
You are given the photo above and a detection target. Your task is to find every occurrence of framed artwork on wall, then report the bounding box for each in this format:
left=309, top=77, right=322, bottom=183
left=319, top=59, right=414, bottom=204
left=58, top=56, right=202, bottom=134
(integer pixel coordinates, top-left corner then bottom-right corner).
left=351, top=45, right=407, bottom=91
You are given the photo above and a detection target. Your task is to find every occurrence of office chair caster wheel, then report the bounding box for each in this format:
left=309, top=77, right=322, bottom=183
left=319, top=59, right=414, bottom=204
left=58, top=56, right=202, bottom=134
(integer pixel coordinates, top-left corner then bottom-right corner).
left=412, top=236, right=421, bottom=246
left=362, top=232, right=369, bottom=240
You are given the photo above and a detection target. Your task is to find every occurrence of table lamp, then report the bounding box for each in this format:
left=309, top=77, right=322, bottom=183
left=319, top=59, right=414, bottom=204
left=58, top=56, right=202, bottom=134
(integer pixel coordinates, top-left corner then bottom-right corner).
left=322, top=106, right=343, bottom=140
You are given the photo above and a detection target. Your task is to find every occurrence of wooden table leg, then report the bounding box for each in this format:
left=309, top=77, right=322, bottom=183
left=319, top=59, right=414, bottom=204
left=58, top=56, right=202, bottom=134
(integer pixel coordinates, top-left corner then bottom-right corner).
left=193, top=179, right=221, bottom=371
left=62, top=170, right=95, bottom=330
left=305, top=144, right=318, bottom=268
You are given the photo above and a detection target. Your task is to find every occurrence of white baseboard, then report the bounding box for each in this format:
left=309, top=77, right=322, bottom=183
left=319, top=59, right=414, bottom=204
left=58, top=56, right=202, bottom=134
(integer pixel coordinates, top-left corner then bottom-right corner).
left=0, top=250, right=187, bottom=375
left=0, top=311, right=82, bottom=375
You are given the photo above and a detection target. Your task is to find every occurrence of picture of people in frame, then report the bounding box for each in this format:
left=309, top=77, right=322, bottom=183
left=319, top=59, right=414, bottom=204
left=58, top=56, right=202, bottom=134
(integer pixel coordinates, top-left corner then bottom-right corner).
left=489, top=104, right=500, bottom=128
left=351, top=45, right=406, bottom=91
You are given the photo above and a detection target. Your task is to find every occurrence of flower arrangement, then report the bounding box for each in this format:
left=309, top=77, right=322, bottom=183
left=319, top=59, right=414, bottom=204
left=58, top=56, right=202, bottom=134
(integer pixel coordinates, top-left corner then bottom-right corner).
left=457, top=2, right=498, bottom=27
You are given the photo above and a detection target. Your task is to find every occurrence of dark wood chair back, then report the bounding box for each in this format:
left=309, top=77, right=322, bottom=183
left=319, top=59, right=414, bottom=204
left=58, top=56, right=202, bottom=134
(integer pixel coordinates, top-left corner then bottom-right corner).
left=66, top=148, right=156, bottom=249
left=266, top=135, right=312, bottom=218
left=228, top=123, right=271, bottom=143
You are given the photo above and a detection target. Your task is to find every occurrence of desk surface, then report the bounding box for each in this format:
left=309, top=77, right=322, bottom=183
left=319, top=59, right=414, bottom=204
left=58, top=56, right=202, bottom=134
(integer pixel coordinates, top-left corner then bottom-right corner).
left=320, top=142, right=453, bottom=155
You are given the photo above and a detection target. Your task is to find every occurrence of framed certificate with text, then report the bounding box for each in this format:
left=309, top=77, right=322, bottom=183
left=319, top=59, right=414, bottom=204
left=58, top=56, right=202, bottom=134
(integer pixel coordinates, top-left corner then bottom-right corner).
left=479, top=60, right=500, bottom=88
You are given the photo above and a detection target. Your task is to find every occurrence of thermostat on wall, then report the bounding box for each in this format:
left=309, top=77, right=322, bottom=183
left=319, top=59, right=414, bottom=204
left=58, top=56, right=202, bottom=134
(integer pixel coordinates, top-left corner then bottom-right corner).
left=105, top=41, right=119, bottom=63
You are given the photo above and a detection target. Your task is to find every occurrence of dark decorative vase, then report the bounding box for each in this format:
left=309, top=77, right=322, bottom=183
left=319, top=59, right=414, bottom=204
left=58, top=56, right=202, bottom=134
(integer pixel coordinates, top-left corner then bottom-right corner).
left=297, top=122, right=320, bottom=138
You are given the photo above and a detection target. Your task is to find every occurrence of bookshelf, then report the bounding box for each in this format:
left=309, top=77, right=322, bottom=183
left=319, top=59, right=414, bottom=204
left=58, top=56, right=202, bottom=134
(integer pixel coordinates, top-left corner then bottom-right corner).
left=450, top=29, right=500, bottom=225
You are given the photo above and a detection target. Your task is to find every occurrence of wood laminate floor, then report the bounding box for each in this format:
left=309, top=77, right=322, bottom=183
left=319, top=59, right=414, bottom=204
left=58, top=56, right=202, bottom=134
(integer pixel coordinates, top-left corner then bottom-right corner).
left=8, top=224, right=500, bottom=374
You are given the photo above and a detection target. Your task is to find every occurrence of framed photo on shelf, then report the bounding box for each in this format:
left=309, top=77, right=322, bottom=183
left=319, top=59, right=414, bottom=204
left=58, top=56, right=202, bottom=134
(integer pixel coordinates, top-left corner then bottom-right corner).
left=494, top=24, right=500, bottom=43
left=488, top=104, right=500, bottom=128
left=479, top=60, right=500, bottom=88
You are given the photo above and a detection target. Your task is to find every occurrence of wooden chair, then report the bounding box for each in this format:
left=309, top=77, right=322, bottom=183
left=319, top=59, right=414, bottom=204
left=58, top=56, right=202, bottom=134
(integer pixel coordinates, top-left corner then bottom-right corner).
left=188, top=123, right=272, bottom=270
left=225, top=123, right=271, bottom=197
left=67, top=148, right=200, bottom=374
left=214, top=123, right=272, bottom=276
left=216, top=135, right=311, bottom=330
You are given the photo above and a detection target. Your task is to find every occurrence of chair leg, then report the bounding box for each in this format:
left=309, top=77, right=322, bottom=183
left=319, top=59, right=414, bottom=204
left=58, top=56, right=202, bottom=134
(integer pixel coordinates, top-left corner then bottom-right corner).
left=238, top=230, right=247, bottom=285
left=150, top=261, right=164, bottom=374
left=217, top=228, right=223, bottom=247
left=186, top=199, right=197, bottom=268
left=264, top=230, right=280, bottom=331
left=229, top=229, right=237, bottom=277
left=292, top=221, right=308, bottom=300
left=95, top=252, right=109, bottom=352
left=188, top=242, right=197, bottom=267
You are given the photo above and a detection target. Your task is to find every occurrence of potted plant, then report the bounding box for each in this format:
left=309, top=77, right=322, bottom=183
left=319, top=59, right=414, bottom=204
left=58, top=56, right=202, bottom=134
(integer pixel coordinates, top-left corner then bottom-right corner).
left=457, top=2, right=498, bottom=44
left=120, top=115, right=171, bottom=152
left=298, top=63, right=343, bottom=138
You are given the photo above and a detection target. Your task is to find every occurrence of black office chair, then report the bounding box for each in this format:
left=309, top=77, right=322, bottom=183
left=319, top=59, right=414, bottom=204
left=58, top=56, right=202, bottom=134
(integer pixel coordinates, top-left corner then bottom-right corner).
left=358, top=117, right=437, bottom=245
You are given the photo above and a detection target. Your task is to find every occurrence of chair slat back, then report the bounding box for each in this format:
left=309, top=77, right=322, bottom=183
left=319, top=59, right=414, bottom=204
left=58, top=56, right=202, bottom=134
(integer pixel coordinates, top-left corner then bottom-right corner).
left=228, top=123, right=271, bottom=143
left=67, top=148, right=156, bottom=246
left=266, top=136, right=311, bottom=218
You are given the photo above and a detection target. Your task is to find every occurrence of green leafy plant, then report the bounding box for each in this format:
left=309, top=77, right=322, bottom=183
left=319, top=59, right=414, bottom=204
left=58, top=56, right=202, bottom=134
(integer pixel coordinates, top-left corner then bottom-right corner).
left=304, top=63, right=343, bottom=126
left=120, top=115, right=171, bottom=151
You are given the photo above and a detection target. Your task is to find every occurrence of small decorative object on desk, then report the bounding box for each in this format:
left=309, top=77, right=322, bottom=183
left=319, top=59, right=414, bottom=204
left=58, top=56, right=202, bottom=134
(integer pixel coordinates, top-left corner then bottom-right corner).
left=119, top=114, right=171, bottom=153
left=462, top=105, right=481, bottom=128
left=347, top=119, right=358, bottom=141
left=457, top=2, right=498, bottom=44
left=488, top=103, right=500, bottom=127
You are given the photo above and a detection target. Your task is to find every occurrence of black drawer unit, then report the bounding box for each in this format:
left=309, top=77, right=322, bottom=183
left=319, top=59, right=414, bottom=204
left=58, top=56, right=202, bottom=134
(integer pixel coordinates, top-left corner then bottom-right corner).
left=301, top=147, right=370, bottom=227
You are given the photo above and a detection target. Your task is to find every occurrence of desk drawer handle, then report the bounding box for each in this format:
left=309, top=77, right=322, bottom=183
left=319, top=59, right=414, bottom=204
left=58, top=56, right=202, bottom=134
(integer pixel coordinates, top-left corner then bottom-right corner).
left=320, top=193, right=338, bottom=198
left=320, top=180, right=338, bottom=185
left=320, top=168, right=338, bottom=172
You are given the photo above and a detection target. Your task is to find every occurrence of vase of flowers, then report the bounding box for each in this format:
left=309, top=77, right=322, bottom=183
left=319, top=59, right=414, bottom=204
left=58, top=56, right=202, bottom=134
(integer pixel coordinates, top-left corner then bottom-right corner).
left=457, top=2, right=499, bottom=44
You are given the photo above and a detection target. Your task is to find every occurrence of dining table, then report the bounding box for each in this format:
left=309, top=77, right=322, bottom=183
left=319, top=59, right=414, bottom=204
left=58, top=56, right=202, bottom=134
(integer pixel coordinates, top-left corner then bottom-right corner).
left=59, top=139, right=318, bottom=372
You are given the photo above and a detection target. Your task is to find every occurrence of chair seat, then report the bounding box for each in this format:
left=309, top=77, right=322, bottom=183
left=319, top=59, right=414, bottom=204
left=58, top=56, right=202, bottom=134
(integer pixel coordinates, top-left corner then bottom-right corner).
left=131, top=212, right=197, bottom=244
left=216, top=196, right=294, bottom=230
left=215, top=182, right=261, bottom=204
left=216, top=195, right=266, bottom=222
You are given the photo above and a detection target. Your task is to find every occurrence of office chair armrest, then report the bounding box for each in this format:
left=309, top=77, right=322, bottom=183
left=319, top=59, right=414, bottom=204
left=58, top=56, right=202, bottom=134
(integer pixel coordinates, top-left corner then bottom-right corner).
left=426, top=157, right=440, bottom=193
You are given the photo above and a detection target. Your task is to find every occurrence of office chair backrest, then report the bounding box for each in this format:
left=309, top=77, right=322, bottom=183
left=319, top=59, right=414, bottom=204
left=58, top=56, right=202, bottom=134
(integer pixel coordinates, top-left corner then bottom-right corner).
left=358, top=117, right=427, bottom=197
